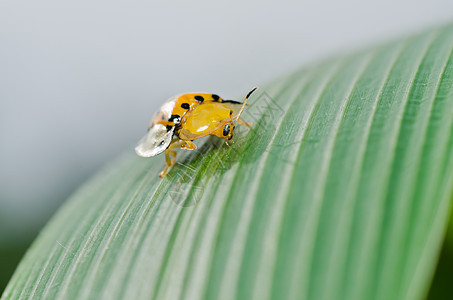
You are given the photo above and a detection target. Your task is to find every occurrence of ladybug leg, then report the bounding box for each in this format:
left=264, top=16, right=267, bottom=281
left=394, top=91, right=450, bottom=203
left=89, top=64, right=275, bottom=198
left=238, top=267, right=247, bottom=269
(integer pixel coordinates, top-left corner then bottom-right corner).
left=159, top=139, right=187, bottom=177
left=159, top=151, right=173, bottom=177
left=168, top=150, right=177, bottom=166
left=181, top=140, right=197, bottom=151
left=237, top=118, right=251, bottom=128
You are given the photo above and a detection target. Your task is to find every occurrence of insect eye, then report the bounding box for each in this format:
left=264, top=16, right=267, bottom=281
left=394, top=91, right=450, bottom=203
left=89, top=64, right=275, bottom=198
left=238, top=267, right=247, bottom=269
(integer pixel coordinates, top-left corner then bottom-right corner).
left=159, top=141, right=165, bottom=146
left=223, top=123, right=230, bottom=136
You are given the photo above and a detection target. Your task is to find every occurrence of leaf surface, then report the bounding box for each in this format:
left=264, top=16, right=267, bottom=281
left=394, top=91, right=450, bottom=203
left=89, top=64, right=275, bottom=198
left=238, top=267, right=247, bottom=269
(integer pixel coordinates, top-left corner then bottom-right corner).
left=3, top=25, right=453, bottom=300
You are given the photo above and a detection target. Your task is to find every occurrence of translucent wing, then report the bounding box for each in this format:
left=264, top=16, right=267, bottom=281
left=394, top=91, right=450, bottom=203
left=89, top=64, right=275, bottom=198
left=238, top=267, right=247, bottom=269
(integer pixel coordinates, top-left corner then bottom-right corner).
left=135, top=124, right=175, bottom=157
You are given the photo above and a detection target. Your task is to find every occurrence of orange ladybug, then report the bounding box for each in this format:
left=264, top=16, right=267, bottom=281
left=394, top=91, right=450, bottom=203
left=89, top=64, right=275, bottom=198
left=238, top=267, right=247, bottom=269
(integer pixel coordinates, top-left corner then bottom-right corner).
left=135, top=88, right=257, bottom=177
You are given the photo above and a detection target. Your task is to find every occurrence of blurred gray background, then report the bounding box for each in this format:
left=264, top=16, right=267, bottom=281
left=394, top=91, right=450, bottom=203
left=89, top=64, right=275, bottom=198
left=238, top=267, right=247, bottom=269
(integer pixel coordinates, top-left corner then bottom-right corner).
left=1, top=0, right=453, bottom=292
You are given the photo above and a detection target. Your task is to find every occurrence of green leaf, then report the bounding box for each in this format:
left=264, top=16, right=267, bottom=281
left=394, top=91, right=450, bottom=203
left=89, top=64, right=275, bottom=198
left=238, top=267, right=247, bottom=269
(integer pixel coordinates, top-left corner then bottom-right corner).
left=4, top=24, right=453, bottom=300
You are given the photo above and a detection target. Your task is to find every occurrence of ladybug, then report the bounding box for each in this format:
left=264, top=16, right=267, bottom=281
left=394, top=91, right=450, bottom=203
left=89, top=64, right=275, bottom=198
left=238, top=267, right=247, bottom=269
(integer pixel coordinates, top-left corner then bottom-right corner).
left=135, top=88, right=257, bottom=177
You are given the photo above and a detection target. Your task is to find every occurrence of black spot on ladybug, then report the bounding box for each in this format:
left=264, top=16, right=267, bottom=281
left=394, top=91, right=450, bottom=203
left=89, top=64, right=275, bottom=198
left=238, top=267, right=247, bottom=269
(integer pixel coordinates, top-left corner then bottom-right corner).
left=166, top=125, right=173, bottom=132
left=223, top=123, right=230, bottom=136
left=168, top=114, right=181, bottom=122
left=181, top=103, right=190, bottom=109
left=230, top=110, right=233, bottom=115
left=194, top=95, right=204, bottom=102
left=212, top=94, right=220, bottom=101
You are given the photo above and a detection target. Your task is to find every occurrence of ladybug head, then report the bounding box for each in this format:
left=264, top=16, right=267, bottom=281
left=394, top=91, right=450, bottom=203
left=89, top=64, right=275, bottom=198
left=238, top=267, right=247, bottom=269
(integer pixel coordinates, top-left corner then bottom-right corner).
left=220, top=87, right=257, bottom=141
left=222, top=121, right=235, bottom=140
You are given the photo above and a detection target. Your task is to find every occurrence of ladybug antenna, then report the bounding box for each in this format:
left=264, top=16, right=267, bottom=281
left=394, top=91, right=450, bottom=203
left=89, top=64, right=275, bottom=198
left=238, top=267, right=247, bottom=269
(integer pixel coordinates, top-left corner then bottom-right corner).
left=234, top=87, right=257, bottom=123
